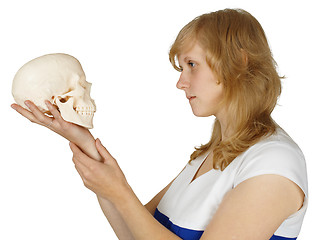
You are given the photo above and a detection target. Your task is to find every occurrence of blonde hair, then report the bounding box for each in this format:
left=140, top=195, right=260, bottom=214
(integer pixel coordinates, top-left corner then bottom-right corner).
left=169, top=9, right=283, bottom=170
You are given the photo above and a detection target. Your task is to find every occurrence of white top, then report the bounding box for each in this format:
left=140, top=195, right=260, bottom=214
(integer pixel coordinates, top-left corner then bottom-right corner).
left=156, top=128, right=308, bottom=239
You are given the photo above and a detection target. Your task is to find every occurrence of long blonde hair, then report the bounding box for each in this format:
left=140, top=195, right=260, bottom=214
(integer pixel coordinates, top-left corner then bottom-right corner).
left=169, top=9, right=283, bottom=170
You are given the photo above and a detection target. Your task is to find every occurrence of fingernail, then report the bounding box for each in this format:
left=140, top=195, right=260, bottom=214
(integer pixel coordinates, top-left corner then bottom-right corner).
left=24, top=101, right=30, bottom=107
left=96, top=138, right=101, bottom=144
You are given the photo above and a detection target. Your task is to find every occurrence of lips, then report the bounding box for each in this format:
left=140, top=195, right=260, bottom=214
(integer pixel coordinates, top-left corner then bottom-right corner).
left=187, top=96, right=196, bottom=100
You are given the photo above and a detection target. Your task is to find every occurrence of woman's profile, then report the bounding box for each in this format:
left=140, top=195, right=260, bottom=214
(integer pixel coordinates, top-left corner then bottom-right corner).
left=11, top=8, right=308, bottom=240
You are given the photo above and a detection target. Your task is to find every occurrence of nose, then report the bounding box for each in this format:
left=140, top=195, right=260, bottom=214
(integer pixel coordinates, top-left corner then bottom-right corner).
left=176, top=71, right=190, bottom=90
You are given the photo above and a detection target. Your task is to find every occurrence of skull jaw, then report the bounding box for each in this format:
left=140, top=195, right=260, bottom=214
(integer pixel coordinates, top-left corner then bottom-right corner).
left=55, top=98, right=95, bottom=129
left=15, top=98, right=94, bottom=129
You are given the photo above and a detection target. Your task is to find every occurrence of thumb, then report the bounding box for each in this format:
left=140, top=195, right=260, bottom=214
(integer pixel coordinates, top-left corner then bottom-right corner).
left=95, top=138, right=114, bottom=164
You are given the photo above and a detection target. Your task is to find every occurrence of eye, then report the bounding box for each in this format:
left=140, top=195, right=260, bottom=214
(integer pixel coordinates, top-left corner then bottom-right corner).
left=188, top=61, right=196, bottom=67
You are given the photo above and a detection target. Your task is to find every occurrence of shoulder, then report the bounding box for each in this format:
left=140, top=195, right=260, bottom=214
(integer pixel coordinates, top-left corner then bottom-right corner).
left=244, top=127, right=304, bottom=162
left=234, top=128, right=307, bottom=189
left=201, top=129, right=307, bottom=239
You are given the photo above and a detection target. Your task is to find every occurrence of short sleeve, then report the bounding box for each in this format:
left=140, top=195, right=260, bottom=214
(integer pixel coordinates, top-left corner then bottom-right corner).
left=233, top=141, right=308, bottom=198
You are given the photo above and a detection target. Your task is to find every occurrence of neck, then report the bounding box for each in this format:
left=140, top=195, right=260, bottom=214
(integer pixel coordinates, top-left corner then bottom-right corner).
left=216, top=114, right=231, bottom=142
left=221, top=125, right=230, bottom=142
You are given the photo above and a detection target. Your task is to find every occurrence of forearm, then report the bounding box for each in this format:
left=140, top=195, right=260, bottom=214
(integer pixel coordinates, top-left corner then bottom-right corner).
left=70, top=130, right=102, bottom=161
left=71, top=133, right=177, bottom=239
left=72, top=134, right=134, bottom=239
left=97, top=196, right=135, bottom=240
left=115, top=187, right=182, bottom=240
left=82, top=140, right=178, bottom=239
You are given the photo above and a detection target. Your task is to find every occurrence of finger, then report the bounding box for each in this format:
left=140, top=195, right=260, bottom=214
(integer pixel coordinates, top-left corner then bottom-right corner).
left=70, top=142, right=84, bottom=158
left=95, top=138, right=115, bottom=164
left=25, top=100, right=53, bottom=126
left=73, top=155, right=87, bottom=177
left=73, top=159, right=91, bottom=188
left=69, top=142, right=93, bottom=168
left=71, top=149, right=89, bottom=174
left=45, top=100, right=65, bottom=125
left=72, top=153, right=96, bottom=190
left=11, top=103, right=39, bottom=123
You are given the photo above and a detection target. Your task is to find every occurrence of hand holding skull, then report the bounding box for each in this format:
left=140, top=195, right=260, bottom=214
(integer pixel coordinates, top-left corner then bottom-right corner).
left=12, top=53, right=133, bottom=214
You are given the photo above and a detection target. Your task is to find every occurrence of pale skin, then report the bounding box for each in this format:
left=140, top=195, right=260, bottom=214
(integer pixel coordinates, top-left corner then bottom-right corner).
left=11, top=43, right=304, bottom=240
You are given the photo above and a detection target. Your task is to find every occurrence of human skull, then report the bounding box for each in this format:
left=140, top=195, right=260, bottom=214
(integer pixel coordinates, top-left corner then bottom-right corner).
left=12, top=53, right=96, bottom=129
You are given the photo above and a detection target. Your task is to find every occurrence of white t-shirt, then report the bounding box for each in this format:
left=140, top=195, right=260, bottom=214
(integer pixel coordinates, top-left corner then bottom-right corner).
left=155, top=128, right=308, bottom=240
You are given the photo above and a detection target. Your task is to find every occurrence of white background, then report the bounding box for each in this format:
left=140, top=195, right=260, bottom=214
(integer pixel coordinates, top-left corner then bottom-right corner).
left=0, top=0, right=320, bottom=239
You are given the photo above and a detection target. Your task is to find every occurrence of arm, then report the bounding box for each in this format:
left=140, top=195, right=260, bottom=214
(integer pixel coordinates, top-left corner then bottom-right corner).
left=94, top=165, right=175, bottom=239
left=71, top=139, right=305, bottom=240
left=13, top=100, right=178, bottom=239
left=97, top=166, right=175, bottom=239
left=11, top=101, right=134, bottom=239
left=145, top=179, right=175, bottom=215
left=200, top=174, right=305, bottom=240
left=70, top=140, right=183, bottom=240
left=96, top=197, right=134, bottom=239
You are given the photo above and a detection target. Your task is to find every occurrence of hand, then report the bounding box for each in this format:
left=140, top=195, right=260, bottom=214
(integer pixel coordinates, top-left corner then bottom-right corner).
left=70, top=139, right=130, bottom=203
left=11, top=100, right=92, bottom=144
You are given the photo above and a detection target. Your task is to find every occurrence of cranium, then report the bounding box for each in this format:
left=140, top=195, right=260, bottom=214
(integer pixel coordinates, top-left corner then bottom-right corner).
left=12, top=53, right=96, bottom=129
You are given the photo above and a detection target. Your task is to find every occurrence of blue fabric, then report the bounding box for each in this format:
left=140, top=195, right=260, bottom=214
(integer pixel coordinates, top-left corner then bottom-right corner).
left=270, top=235, right=297, bottom=240
left=154, top=208, right=297, bottom=240
left=154, top=208, right=204, bottom=240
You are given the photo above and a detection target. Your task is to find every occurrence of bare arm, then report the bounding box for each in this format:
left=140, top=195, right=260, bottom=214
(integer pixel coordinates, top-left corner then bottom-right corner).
left=73, top=136, right=136, bottom=239
left=96, top=196, right=134, bottom=239
left=96, top=167, right=174, bottom=239
left=11, top=101, right=134, bottom=239
left=71, top=138, right=305, bottom=240
left=70, top=141, right=183, bottom=240
left=200, top=174, right=305, bottom=239
left=12, top=100, right=181, bottom=239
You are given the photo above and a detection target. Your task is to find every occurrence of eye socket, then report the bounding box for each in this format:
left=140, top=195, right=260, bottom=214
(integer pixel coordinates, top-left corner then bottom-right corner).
left=177, top=61, right=196, bottom=72
left=58, top=96, right=71, bottom=103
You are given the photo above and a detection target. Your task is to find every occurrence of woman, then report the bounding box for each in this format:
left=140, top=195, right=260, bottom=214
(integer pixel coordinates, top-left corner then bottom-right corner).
left=12, top=8, right=308, bottom=240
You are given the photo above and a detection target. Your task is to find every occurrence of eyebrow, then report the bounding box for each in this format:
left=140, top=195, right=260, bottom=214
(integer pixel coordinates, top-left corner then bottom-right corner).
left=177, top=55, right=199, bottom=70
left=178, top=56, right=194, bottom=64
left=182, top=56, right=192, bottom=62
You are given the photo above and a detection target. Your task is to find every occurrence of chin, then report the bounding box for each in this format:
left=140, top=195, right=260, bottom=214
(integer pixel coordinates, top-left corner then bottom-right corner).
left=191, top=110, right=212, bottom=117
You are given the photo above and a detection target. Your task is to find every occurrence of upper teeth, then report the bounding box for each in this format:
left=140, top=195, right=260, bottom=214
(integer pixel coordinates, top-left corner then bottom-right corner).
left=75, top=106, right=95, bottom=116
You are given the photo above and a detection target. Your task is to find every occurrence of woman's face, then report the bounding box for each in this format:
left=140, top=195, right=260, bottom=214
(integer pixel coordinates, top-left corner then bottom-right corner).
left=177, top=43, right=225, bottom=119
